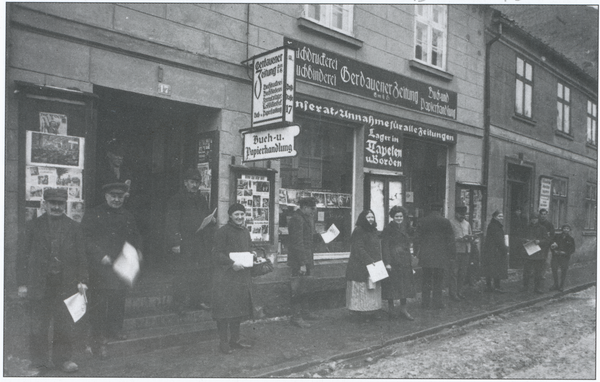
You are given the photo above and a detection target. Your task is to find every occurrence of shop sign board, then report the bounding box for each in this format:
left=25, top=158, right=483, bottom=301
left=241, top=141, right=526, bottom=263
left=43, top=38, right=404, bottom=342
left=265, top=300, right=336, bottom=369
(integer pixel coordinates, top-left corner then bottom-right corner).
left=286, top=38, right=458, bottom=120
left=251, top=47, right=295, bottom=127
left=364, top=125, right=403, bottom=172
left=538, top=177, right=553, bottom=211
left=242, top=124, right=300, bottom=162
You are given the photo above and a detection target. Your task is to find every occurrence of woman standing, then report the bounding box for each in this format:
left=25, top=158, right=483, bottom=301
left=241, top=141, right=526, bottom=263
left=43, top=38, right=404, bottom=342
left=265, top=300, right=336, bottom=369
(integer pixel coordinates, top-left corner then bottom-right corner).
left=482, top=210, right=509, bottom=292
left=345, top=210, right=383, bottom=322
left=381, top=206, right=415, bottom=321
left=211, top=203, right=254, bottom=354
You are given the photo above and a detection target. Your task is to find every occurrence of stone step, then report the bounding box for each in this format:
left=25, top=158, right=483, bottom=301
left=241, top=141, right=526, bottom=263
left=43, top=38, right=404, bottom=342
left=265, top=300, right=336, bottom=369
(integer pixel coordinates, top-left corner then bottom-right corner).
left=123, top=308, right=213, bottom=331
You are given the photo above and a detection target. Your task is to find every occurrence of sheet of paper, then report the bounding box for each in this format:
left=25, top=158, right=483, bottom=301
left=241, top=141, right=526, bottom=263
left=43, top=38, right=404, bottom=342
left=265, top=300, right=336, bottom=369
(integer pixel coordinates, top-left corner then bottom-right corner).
left=63, top=292, right=86, bottom=323
left=113, top=241, right=140, bottom=286
left=504, top=234, right=510, bottom=247
left=523, top=240, right=542, bottom=256
left=366, top=260, right=389, bottom=283
left=197, top=208, right=217, bottom=233
left=229, top=252, right=254, bottom=267
left=320, top=224, right=340, bottom=244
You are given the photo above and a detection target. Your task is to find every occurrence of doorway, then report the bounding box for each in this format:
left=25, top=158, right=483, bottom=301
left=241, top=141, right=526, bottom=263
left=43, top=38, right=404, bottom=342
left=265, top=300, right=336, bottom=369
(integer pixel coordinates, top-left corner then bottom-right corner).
left=506, top=163, right=532, bottom=268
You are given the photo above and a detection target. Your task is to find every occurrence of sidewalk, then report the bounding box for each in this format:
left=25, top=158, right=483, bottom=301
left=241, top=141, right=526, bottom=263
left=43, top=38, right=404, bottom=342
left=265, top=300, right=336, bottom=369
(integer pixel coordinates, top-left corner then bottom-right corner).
left=5, top=261, right=597, bottom=378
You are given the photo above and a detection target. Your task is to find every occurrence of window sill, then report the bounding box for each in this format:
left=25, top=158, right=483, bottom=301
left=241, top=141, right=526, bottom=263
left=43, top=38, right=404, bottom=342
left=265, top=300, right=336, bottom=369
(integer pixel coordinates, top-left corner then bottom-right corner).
left=409, top=60, right=453, bottom=82
left=555, top=130, right=574, bottom=140
left=586, top=142, right=598, bottom=150
left=297, top=17, right=363, bottom=49
left=582, top=230, right=597, bottom=236
left=512, top=114, right=537, bottom=126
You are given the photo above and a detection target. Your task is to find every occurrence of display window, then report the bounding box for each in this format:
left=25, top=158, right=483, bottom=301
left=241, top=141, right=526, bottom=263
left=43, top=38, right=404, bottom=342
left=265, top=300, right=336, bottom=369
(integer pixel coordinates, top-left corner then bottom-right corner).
left=279, top=117, right=354, bottom=254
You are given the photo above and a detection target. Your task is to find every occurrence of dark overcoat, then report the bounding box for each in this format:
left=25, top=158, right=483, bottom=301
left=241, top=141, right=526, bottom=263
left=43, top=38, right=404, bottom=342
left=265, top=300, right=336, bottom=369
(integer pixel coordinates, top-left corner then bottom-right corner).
left=211, top=221, right=254, bottom=320
left=523, top=223, right=551, bottom=261
left=345, top=226, right=382, bottom=283
left=482, top=218, right=508, bottom=279
left=81, top=203, right=142, bottom=290
left=415, top=211, right=456, bottom=269
left=552, top=232, right=575, bottom=256
left=287, top=209, right=316, bottom=270
left=17, top=214, right=88, bottom=300
left=381, top=221, right=415, bottom=299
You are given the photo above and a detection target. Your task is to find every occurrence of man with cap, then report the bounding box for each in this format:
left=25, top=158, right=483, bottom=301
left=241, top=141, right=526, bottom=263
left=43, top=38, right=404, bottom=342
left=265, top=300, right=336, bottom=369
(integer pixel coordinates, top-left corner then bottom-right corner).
left=538, top=208, right=555, bottom=279
left=17, top=188, right=88, bottom=374
left=549, top=224, right=575, bottom=292
left=96, top=141, right=132, bottom=205
left=521, top=212, right=551, bottom=293
left=165, top=168, right=215, bottom=313
left=448, top=205, right=473, bottom=301
left=287, top=197, right=322, bottom=328
left=81, top=182, right=142, bottom=358
left=415, top=202, right=456, bottom=309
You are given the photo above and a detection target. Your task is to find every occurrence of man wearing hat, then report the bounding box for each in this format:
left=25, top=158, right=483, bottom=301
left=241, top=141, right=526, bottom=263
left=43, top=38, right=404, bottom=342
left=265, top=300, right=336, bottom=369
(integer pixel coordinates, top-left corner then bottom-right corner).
left=96, top=141, right=132, bottom=205
left=521, top=212, right=551, bottom=293
left=165, top=168, right=215, bottom=313
left=448, top=205, right=473, bottom=301
left=81, top=182, right=142, bottom=358
left=17, top=188, right=88, bottom=374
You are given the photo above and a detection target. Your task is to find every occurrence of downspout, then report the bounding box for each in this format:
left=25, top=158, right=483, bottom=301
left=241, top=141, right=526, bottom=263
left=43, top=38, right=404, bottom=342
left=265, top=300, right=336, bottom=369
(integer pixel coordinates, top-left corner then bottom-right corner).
left=482, top=13, right=502, bottom=222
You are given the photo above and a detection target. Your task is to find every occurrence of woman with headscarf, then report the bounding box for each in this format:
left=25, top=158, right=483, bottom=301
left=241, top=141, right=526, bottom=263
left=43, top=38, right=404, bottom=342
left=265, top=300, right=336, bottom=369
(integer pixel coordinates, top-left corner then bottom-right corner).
left=211, top=203, right=254, bottom=354
left=381, top=205, right=415, bottom=320
left=345, top=209, right=383, bottom=322
left=482, top=210, right=509, bottom=292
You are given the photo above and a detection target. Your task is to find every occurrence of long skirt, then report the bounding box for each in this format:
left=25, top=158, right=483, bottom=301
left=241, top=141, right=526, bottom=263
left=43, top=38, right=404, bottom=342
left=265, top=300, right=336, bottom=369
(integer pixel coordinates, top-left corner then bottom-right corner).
left=346, top=281, right=382, bottom=312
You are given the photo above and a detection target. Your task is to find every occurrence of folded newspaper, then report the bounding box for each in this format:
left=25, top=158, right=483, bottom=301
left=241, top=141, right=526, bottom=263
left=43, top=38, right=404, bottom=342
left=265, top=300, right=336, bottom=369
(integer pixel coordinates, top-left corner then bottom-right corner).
left=113, top=241, right=140, bottom=286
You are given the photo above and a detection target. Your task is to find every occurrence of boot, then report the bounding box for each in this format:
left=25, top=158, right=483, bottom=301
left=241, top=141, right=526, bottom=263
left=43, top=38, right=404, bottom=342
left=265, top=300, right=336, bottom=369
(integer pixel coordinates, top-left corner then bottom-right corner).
left=399, top=305, right=414, bottom=321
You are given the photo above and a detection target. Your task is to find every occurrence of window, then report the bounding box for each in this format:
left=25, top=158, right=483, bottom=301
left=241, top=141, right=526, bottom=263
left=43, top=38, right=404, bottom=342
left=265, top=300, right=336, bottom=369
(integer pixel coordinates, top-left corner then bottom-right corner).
left=515, top=57, right=533, bottom=118
left=304, top=5, right=354, bottom=35
left=556, top=82, right=570, bottom=134
left=551, top=177, right=568, bottom=229
left=414, top=5, right=447, bottom=70
left=587, top=100, right=597, bottom=145
left=585, top=182, right=597, bottom=231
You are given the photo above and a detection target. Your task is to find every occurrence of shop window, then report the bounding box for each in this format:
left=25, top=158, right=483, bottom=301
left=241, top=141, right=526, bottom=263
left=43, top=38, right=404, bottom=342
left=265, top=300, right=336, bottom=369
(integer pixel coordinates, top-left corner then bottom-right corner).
left=556, top=82, right=571, bottom=134
left=279, top=118, right=354, bottom=254
left=551, top=177, right=568, bottom=229
left=585, top=182, right=597, bottom=231
left=304, top=4, right=354, bottom=35
left=515, top=57, right=533, bottom=119
left=414, top=5, right=447, bottom=70
left=365, top=175, right=403, bottom=231
left=456, top=185, right=484, bottom=234
left=587, top=100, right=597, bottom=146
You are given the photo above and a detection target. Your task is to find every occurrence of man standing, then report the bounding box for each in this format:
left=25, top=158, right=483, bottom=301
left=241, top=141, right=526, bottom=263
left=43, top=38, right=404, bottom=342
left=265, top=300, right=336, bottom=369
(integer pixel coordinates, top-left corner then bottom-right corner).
left=17, top=188, right=88, bottom=374
left=522, top=213, right=551, bottom=293
left=82, top=182, right=142, bottom=358
left=448, top=206, right=473, bottom=301
left=538, top=208, right=555, bottom=278
left=415, top=203, right=456, bottom=309
left=287, top=197, right=320, bottom=328
left=165, top=168, right=215, bottom=313
left=509, top=207, right=528, bottom=267
left=96, top=141, right=132, bottom=204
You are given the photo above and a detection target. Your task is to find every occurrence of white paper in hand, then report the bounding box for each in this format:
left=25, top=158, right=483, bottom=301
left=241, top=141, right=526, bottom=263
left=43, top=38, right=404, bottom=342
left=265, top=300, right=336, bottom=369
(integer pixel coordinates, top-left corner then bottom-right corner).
left=366, top=260, right=389, bottom=283
left=229, top=252, right=254, bottom=267
left=64, top=292, right=86, bottom=323
left=320, top=224, right=340, bottom=244
left=523, top=240, right=541, bottom=256
left=113, top=241, right=140, bottom=286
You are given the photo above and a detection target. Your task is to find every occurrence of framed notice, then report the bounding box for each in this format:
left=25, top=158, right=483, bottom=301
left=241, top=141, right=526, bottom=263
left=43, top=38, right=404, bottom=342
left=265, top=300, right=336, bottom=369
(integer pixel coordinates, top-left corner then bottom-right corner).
left=26, top=131, right=85, bottom=169
left=538, top=176, right=553, bottom=211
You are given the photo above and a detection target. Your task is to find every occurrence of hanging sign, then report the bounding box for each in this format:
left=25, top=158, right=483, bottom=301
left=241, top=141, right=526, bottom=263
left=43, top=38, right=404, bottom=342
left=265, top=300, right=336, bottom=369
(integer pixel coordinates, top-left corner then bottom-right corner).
left=363, top=125, right=403, bottom=172
left=242, top=125, right=300, bottom=162
left=251, top=47, right=295, bottom=127
left=538, top=177, right=553, bottom=211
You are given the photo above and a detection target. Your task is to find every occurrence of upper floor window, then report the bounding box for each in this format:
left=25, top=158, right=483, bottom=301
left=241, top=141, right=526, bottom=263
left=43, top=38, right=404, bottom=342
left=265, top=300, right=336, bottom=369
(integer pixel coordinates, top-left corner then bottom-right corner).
left=585, top=182, right=597, bottom=231
left=587, top=100, right=597, bottom=145
left=556, top=82, right=571, bottom=134
left=551, top=177, right=568, bottom=229
left=414, top=5, right=447, bottom=70
left=515, top=57, right=533, bottom=119
left=304, top=5, right=354, bottom=35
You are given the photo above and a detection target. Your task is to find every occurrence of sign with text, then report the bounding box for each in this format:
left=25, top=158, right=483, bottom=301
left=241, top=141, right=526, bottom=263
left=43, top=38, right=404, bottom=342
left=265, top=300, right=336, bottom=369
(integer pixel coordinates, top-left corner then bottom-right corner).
left=252, top=47, right=295, bottom=127
left=538, top=177, right=553, bottom=211
left=286, top=38, right=458, bottom=120
left=364, top=125, right=403, bottom=172
left=242, top=125, right=300, bottom=162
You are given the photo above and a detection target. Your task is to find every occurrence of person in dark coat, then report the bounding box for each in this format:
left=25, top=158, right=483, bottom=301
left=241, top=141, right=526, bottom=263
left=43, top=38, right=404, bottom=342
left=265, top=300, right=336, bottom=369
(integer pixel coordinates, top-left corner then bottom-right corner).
left=509, top=206, right=528, bottom=267
left=96, top=141, right=133, bottom=205
left=211, top=203, right=255, bottom=354
left=521, top=213, right=551, bottom=293
left=449, top=205, right=473, bottom=301
left=381, top=205, right=415, bottom=321
left=549, top=224, right=576, bottom=292
left=165, top=168, right=215, bottom=313
left=287, top=197, right=321, bottom=328
left=17, top=188, right=88, bottom=374
left=345, top=209, right=383, bottom=322
left=482, top=210, right=508, bottom=292
left=415, top=203, right=455, bottom=309
left=81, top=182, right=142, bottom=358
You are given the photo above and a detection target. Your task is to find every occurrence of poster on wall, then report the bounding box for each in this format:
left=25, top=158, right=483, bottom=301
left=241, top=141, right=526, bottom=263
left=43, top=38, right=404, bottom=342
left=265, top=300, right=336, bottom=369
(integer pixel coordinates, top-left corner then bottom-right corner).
left=26, top=131, right=85, bottom=169
left=539, top=177, right=553, bottom=211
left=236, top=174, right=270, bottom=242
left=25, top=166, right=83, bottom=202
left=39, top=112, right=68, bottom=135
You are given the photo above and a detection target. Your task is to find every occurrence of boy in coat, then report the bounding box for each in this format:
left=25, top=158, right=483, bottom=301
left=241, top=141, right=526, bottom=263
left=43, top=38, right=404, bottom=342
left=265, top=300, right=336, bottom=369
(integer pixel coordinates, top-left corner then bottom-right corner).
left=549, top=224, right=576, bottom=292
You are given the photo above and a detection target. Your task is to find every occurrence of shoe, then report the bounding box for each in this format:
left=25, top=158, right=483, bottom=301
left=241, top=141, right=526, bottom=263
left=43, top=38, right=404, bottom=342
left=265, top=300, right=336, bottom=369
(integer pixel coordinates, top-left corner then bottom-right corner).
left=61, top=361, right=79, bottom=373
left=219, top=342, right=232, bottom=355
left=290, top=317, right=311, bottom=328
left=494, top=288, right=506, bottom=294
left=229, top=341, right=252, bottom=349
left=399, top=308, right=414, bottom=321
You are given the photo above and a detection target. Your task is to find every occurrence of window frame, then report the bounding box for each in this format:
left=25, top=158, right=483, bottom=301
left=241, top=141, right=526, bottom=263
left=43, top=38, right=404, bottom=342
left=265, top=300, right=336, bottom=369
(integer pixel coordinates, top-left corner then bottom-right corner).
left=585, top=182, right=597, bottom=231
left=556, top=82, right=571, bottom=135
left=587, top=100, right=597, bottom=146
left=304, top=4, right=354, bottom=36
left=515, top=56, right=534, bottom=119
left=414, top=4, right=448, bottom=71
left=550, top=176, right=568, bottom=229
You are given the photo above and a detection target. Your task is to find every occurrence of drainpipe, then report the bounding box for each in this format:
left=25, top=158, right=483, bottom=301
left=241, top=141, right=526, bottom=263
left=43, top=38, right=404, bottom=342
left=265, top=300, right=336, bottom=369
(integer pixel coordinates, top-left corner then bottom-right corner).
left=482, top=12, right=502, bottom=222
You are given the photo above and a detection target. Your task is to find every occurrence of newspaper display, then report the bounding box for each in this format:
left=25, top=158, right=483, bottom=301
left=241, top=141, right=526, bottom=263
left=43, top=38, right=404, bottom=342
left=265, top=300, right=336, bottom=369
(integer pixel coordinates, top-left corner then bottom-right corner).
left=237, top=174, right=270, bottom=242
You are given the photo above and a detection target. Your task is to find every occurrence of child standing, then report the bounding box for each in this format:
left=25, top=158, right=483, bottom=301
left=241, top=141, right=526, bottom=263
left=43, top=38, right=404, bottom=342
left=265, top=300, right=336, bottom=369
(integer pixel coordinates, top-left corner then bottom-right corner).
left=549, top=224, right=576, bottom=292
